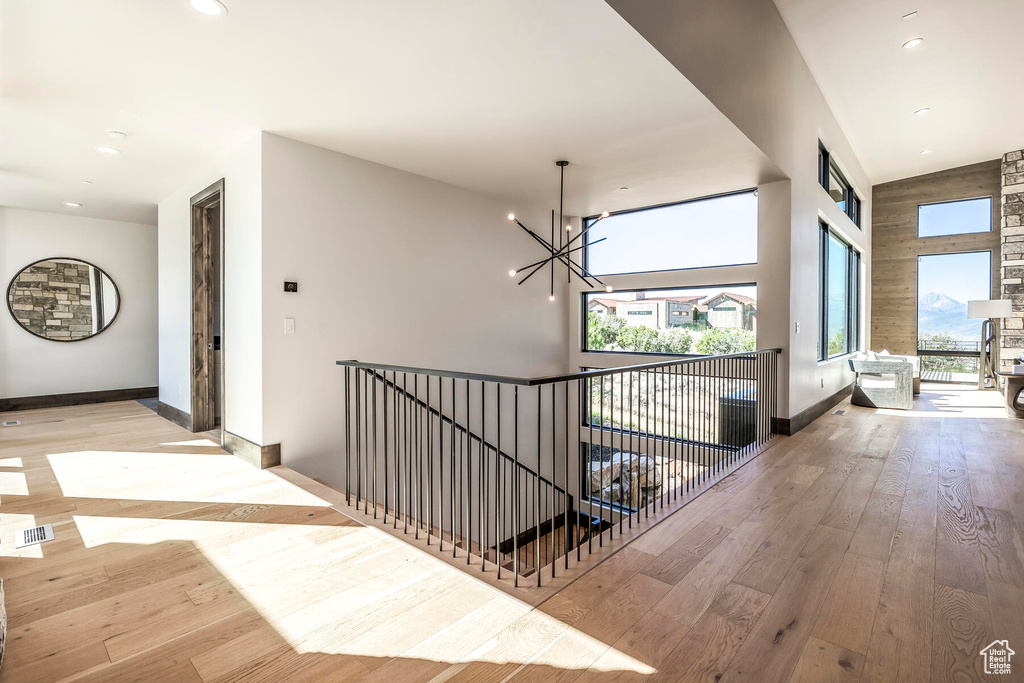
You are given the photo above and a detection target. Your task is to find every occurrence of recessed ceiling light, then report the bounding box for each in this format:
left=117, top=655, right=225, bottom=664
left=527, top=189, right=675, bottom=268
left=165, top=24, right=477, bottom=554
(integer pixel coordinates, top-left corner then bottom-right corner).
left=920, top=149, right=933, bottom=155
left=189, top=0, right=227, bottom=16
left=107, top=129, right=127, bottom=140
left=620, top=187, right=629, bottom=191
left=902, top=37, right=924, bottom=49
left=64, top=202, right=82, bottom=208
left=81, top=180, right=93, bottom=185
left=902, top=11, right=918, bottom=20
left=97, top=146, right=120, bottom=154
left=914, top=107, right=931, bottom=116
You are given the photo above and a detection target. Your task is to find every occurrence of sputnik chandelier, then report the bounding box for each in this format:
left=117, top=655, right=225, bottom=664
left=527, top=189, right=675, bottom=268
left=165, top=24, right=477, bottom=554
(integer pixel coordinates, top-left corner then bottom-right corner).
left=506, top=160, right=613, bottom=301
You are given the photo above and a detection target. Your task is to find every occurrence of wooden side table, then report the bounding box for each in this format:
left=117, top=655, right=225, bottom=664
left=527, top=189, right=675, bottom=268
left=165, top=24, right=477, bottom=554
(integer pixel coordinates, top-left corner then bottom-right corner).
left=997, top=372, right=1024, bottom=419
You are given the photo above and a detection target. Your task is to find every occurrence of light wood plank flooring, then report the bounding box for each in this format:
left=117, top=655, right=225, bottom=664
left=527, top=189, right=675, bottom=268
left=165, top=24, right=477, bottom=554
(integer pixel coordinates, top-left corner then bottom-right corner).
left=1, top=386, right=1022, bottom=682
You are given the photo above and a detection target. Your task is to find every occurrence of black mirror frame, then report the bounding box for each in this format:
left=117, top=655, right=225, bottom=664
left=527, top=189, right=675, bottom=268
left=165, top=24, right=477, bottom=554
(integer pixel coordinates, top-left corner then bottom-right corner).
left=5, top=256, right=122, bottom=343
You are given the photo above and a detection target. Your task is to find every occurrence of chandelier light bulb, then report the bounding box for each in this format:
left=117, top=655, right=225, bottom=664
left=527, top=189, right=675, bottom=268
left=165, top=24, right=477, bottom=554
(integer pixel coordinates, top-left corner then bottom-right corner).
left=600, top=211, right=610, bottom=219
left=507, top=213, right=516, bottom=221
left=605, top=285, right=613, bottom=293
left=509, top=269, right=517, bottom=277
left=565, top=225, right=572, bottom=231
left=549, top=295, right=556, bottom=302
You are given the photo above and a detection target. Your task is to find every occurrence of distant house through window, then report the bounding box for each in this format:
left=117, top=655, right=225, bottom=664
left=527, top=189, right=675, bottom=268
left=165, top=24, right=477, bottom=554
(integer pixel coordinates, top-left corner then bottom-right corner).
left=584, top=285, right=757, bottom=355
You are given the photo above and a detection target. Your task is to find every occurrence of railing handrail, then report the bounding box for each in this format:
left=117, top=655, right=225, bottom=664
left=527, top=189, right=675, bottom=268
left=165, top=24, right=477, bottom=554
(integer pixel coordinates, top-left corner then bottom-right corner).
left=337, top=348, right=783, bottom=387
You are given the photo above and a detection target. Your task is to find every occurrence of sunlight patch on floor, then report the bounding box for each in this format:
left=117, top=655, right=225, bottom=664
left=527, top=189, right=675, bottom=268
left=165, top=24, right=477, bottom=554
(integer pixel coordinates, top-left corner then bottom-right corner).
left=159, top=438, right=222, bottom=448
left=70, top=513, right=654, bottom=673
left=0, top=471, right=28, bottom=495
left=48, top=450, right=330, bottom=506
left=876, top=385, right=1009, bottom=418
left=0, top=457, right=24, bottom=468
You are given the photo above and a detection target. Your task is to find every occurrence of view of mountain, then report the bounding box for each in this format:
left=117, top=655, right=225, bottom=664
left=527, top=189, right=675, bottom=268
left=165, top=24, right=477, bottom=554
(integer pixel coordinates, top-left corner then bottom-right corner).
left=918, top=292, right=980, bottom=342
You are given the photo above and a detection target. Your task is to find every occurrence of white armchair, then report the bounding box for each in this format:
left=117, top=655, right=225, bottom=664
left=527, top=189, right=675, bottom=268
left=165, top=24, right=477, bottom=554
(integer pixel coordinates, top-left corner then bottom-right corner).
left=848, top=356, right=914, bottom=410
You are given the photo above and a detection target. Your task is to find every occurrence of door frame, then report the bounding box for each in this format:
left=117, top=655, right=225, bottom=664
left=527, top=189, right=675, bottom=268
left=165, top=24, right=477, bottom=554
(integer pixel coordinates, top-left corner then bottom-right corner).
left=190, top=179, right=225, bottom=436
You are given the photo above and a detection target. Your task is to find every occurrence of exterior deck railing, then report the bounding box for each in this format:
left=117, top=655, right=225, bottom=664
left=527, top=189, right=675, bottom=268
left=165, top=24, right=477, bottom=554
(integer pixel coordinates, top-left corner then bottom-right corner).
left=337, top=348, right=780, bottom=587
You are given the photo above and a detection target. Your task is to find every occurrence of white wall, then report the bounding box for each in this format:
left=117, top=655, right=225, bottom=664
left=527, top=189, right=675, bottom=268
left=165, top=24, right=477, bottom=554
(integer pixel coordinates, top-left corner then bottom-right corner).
left=157, top=134, right=264, bottom=443
left=259, top=133, right=570, bottom=482
left=607, top=0, right=872, bottom=419
left=0, top=207, right=157, bottom=399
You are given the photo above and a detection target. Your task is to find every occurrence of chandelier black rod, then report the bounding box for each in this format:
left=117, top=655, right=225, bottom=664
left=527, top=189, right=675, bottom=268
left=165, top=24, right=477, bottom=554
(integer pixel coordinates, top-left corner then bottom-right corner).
left=512, top=239, right=602, bottom=276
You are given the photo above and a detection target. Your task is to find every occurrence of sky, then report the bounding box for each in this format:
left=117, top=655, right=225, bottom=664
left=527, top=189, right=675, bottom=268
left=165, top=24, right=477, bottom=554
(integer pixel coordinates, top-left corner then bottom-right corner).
left=585, top=191, right=757, bottom=275
left=918, top=251, right=991, bottom=304
left=918, top=197, right=991, bottom=238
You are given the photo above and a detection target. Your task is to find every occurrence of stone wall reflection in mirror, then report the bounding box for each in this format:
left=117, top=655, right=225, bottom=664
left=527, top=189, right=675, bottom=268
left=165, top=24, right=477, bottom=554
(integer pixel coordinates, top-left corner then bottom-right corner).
left=6, top=258, right=120, bottom=342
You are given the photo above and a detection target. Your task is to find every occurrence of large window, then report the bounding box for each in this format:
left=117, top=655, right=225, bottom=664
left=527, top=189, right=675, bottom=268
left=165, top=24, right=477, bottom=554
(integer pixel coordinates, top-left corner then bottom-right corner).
left=818, top=223, right=861, bottom=360
left=584, top=285, right=757, bottom=355
left=918, top=197, right=992, bottom=237
left=583, top=190, right=757, bottom=276
left=818, top=143, right=862, bottom=227
left=917, top=251, right=992, bottom=382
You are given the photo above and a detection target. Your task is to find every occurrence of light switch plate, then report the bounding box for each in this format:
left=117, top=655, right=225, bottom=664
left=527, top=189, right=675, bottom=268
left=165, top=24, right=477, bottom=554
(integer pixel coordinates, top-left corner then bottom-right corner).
left=284, top=318, right=295, bottom=334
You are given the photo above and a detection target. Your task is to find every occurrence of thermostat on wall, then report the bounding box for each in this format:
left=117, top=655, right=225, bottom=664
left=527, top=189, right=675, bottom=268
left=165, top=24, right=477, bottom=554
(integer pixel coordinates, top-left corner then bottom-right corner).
left=284, top=281, right=298, bottom=293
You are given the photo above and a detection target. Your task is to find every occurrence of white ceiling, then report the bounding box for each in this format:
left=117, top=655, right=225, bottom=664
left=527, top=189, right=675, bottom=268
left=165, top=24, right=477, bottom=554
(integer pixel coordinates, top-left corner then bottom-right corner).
left=773, top=0, right=1024, bottom=185
left=0, top=0, right=781, bottom=225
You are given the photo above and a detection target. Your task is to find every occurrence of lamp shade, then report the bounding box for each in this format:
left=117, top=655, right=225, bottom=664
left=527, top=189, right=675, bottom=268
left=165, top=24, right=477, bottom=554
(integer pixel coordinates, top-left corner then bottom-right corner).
left=967, top=299, right=1013, bottom=319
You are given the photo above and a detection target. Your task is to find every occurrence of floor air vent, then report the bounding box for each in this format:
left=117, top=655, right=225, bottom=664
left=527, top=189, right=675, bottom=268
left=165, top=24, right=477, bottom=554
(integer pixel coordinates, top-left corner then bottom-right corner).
left=833, top=409, right=847, bottom=416
left=15, top=524, right=55, bottom=549
left=1, top=421, right=20, bottom=427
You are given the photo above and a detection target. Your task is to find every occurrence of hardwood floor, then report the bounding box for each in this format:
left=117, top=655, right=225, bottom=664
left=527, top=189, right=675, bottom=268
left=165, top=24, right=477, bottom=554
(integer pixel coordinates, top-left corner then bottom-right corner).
left=1, top=386, right=1022, bottom=682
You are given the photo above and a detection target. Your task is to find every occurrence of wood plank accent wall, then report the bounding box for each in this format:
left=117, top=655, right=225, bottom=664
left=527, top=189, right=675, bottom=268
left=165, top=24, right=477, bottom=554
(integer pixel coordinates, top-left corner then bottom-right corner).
left=870, top=160, right=1001, bottom=355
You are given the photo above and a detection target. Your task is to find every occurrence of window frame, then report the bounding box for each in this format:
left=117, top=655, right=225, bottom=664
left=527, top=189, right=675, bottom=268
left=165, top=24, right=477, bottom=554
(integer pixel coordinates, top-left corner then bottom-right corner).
left=916, top=196, right=993, bottom=238
left=581, top=282, right=757, bottom=357
left=818, top=141, right=862, bottom=227
left=818, top=221, right=861, bottom=362
left=581, top=188, right=758, bottom=277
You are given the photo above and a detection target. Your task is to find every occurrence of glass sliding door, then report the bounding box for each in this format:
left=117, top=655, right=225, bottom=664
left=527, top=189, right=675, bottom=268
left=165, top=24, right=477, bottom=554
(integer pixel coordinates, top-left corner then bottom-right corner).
left=917, top=251, right=992, bottom=383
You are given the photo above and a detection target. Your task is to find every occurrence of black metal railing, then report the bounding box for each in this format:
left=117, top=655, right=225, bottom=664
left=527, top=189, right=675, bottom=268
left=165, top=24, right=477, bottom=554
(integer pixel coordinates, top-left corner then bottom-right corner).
left=337, top=348, right=780, bottom=588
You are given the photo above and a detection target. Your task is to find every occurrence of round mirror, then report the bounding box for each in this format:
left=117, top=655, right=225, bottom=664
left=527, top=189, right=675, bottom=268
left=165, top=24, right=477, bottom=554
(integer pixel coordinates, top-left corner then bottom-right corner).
left=6, top=257, right=120, bottom=342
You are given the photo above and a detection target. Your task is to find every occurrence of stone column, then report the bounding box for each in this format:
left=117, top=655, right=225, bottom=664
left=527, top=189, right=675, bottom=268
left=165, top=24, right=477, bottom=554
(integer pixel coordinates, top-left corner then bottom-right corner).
left=1001, top=150, right=1024, bottom=370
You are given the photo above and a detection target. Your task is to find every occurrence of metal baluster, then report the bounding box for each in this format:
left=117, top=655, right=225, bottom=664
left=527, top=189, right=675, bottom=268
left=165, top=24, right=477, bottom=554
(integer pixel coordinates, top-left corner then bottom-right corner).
left=644, top=369, right=650, bottom=519
left=627, top=371, right=633, bottom=529
left=587, top=377, right=594, bottom=555
left=344, top=367, right=351, bottom=505
left=450, top=377, right=456, bottom=555
left=536, top=385, right=542, bottom=586
left=618, top=372, right=623, bottom=537
left=393, top=372, right=400, bottom=529
left=564, top=380, right=570, bottom=568
left=427, top=376, right=434, bottom=543
left=481, top=381, right=487, bottom=570
left=355, top=370, right=362, bottom=508
left=465, top=379, right=471, bottom=565
left=372, top=371, right=378, bottom=518
left=674, top=364, right=680, bottom=501
left=599, top=374, right=605, bottom=547
left=513, top=385, right=520, bottom=587
left=364, top=370, right=369, bottom=514
left=493, top=385, right=497, bottom=577
left=659, top=366, right=665, bottom=509
left=550, top=383, right=556, bottom=579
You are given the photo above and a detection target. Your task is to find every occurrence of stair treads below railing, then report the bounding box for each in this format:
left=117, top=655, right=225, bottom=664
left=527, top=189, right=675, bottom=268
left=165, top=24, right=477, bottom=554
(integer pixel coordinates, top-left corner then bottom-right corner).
left=337, top=349, right=780, bottom=588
